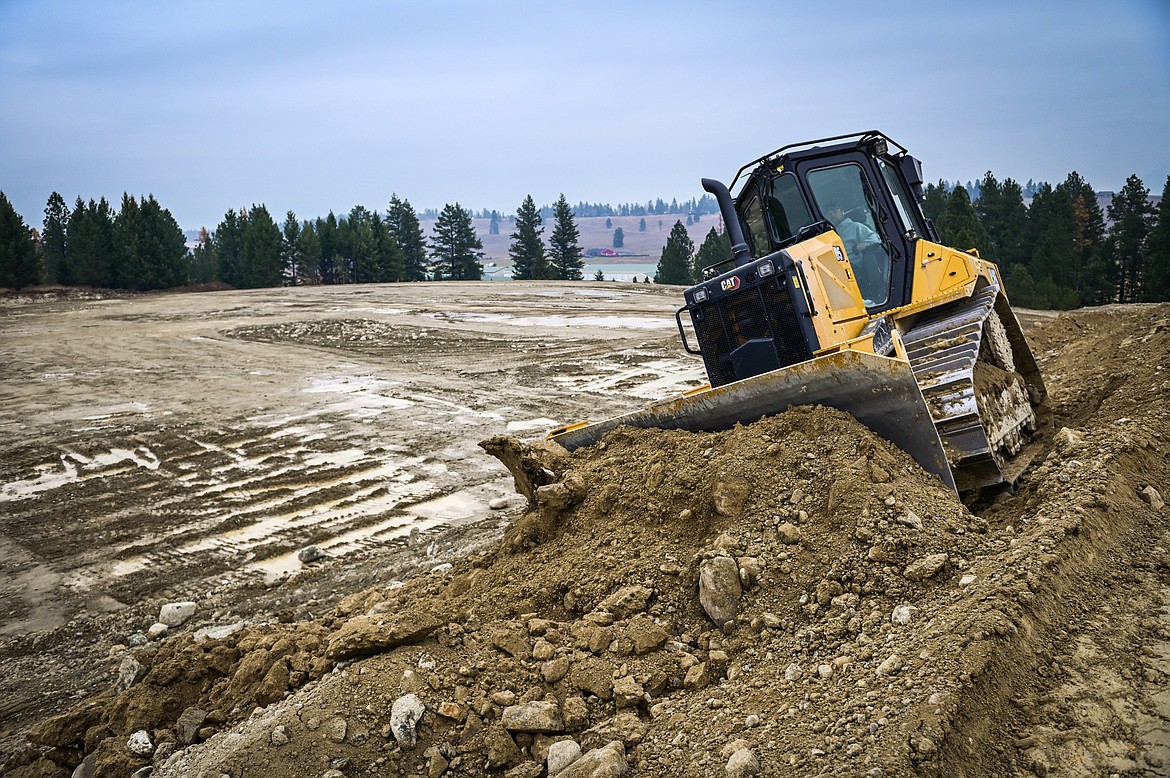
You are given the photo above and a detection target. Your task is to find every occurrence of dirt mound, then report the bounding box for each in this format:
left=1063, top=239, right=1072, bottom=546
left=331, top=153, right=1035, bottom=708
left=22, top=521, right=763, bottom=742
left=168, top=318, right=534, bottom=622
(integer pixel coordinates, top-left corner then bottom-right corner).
left=4, top=303, right=1170, bottom=778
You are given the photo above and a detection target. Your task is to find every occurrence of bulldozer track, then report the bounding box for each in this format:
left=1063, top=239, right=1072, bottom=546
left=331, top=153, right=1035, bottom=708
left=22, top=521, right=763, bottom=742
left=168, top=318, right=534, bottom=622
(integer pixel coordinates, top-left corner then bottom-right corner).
left=903, top=283, right=1045, bottom=492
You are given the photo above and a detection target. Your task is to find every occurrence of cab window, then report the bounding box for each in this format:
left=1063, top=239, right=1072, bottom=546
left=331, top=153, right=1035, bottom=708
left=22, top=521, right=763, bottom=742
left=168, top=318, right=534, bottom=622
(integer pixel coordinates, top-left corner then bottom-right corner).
left=763, top=173, right=812, bottom=244
left=741, top=195, right=770, bottom=256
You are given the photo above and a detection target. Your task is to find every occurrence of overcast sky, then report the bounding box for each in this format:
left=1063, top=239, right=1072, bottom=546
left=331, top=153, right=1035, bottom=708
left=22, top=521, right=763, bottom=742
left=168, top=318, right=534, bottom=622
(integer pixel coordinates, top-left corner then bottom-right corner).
left=1, top=0, right=1168, bottom=233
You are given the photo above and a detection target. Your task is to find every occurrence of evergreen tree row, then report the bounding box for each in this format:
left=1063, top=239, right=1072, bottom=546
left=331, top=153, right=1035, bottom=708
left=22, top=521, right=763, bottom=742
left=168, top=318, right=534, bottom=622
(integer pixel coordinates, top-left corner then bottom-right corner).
left=925, top=171, right=1170, bottom=307
left=3, top=176, right=1168, bottom=304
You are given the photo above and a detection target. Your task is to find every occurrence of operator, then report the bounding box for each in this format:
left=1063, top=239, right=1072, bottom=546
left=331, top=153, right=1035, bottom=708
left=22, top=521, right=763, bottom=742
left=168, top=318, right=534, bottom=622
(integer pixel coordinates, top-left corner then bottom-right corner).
left=826, top=202, right=881, bottom=258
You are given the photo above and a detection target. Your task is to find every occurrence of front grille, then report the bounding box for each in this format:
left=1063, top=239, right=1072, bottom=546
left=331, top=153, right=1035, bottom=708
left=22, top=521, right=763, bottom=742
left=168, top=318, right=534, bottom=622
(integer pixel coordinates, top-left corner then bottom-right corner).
left=691, top=277, right=812, bottom=387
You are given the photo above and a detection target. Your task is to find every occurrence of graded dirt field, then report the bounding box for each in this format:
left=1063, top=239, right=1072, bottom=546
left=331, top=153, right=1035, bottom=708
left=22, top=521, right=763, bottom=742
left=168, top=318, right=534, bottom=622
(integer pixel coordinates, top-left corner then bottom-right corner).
left=1, top=283, right=1168, bottom=777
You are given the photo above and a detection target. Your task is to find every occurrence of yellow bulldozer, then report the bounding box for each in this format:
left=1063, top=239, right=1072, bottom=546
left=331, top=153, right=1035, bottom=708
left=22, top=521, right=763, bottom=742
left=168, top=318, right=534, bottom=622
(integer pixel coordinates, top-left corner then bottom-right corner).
left=550, top=131, right=1048, bottom=493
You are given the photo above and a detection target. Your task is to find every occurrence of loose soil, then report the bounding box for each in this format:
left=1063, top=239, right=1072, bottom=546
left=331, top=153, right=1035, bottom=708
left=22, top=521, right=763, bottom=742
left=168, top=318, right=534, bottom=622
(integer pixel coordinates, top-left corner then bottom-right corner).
left=1, top=283, right=1168, bottom=777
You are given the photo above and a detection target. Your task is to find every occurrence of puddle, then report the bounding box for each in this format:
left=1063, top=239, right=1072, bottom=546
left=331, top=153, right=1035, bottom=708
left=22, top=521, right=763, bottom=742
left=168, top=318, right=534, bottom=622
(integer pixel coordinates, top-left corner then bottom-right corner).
left=0, top=446, right=161, bottom=502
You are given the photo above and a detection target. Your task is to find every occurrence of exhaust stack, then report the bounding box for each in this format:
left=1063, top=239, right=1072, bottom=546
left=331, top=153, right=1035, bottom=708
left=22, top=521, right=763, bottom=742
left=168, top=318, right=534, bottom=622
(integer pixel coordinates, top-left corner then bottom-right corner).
left=701, top=178, right=754, bottom=268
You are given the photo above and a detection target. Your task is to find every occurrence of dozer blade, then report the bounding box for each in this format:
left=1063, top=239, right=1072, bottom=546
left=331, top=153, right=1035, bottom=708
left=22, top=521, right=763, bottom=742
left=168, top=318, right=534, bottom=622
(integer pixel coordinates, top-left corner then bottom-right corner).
left=549, top=349, right=956, bottom=492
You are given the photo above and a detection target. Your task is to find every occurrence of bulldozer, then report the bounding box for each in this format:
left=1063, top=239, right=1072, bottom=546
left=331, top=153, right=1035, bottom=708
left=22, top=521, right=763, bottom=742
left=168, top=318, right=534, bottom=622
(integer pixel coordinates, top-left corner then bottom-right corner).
left=549, top=131, right=1048, bottom=493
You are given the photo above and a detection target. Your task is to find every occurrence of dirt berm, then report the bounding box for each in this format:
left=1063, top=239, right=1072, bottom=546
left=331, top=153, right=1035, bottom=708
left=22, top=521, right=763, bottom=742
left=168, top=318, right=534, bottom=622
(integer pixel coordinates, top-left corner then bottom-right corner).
left=6, top=303, right=1170, bottom=777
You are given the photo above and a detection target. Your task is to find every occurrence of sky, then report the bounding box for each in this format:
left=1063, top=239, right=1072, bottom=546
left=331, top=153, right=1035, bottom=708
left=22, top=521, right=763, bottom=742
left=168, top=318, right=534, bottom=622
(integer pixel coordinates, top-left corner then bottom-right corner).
left=1, top=0, right=1168, bottom=233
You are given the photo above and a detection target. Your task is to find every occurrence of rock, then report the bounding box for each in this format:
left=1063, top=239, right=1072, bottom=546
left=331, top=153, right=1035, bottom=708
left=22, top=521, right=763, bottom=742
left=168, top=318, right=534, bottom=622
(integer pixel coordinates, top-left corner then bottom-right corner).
left=570, top=658, right=614, bottom=700
left=597, top=586, right=653, bottom=619
left=126, top=632, right=149, bottom=647
left=683, top=662, right=711, bottom=691
left=784, top=663, right=803, bottom=681
left=543, top=657, right=571, bottom=683
left=562, top=696, right=590, bottom=731
left=325, top=610, right=441, bottom=660
left=484, top=724, right=522, bottom=769
left=726, top=747, right=760, bottom=777
left=624, top=616, right=669, bottom=654
left=776, top=523, right=803, bottom=545
left=270, top=724, right=290, bottom=746
left=903, top=553, right=948, bottom=581
left=118, top=656, right=147, bottom=691
left=713, top=479, right=749, bottom=516
left=505, top=763, right=544, bottom=778
left=130, top=767, right=154, bottom=778
left=548, top=739, right=583, bottom=776
left=437, top=701, right=463, bottom=719
left=876, top=655, right=903, bottom=676
left=146, top=622, right=168, bottom=640
left=895, top=510, right=924, bottom=530
left=737, top=557, right=761, bottom=588
left=158, top=601, right=196, bottom=628
left=489, top=496, right=510, bottom=510
left=891, top=604, right=918, bottom=625
left=325, top=716, right=347, bottom=743
left=1141, top=485, right=1165, bottom=510
left=699, top=555, right=742, bottom=627
left=612, top=676, right=645, bottom=709
left=126, top=730, right=153, bottom=757
left=193, top=621, right=246, bottom=642
left=487, top=622, right=530, bottom=658
left=559, top=740, right=628, bottom=777
left=501, top=701, right=564, bottom=733
left=533, top=639, right=556, bottom=660
left=390, top=693, right=426, bottom=747
left=297, top=545, right=326, bottom=563
left=175, top=707, right=207, bottom=745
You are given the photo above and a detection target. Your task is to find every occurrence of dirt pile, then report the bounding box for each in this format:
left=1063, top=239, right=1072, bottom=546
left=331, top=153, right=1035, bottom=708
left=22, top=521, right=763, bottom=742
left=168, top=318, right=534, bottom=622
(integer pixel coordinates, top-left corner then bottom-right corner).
left=3, top=303, right=1170, bottom=778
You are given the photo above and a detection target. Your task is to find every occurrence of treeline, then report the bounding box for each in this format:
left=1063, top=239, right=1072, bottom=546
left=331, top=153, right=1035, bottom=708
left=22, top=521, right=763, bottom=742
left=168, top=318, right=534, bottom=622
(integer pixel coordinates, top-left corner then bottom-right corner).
left=0, top=192, right=493, bottom=290
left=3, top=171, right=1169, bottom=305
left=647, top=170, right=1170, bottom=308
left=430, top=195, right=720, bottom=221
left=923, top=171, right=1170, bottom=307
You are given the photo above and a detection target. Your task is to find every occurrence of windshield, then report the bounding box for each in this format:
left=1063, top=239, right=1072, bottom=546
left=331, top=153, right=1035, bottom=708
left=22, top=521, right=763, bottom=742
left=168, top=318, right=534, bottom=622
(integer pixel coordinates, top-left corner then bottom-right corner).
left=807, top=163, right=891, bottom=308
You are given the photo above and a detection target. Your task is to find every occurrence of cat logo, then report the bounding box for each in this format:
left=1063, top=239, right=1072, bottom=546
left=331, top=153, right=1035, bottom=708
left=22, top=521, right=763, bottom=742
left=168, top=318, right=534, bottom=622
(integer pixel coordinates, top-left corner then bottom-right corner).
left=720, top=276, right=741, bottom=292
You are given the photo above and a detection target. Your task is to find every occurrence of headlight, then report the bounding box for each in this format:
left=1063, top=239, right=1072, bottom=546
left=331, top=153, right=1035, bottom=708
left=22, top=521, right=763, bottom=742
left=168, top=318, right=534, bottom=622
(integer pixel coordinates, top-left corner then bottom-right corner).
left=693, top=287, right=709, bottom=303
left=757, top=260, right=775, bottom=278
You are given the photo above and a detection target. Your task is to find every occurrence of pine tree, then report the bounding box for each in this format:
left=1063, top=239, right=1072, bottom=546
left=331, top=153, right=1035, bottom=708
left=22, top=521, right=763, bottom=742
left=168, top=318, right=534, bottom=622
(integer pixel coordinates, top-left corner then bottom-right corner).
left=114, top=193, right=142, bottom=289
left=245, top=205, right=284, bottom=288
left=548, top=194, right=584, bottom=280
left=922, top=181, right=948, bottom=224
left=654, top=221, right=694, bottom=285
left=386, top=195, right=427, bottom=281
left=342, top=205, right=378, bottom=283
left=1057, top=172, right=1108, bottom=305
left=297, top=220, right=322, bottom=284
left=282, top=212, right=302, bottom=284
left=935, top=187, right=990, bottom=257
left=372, top=211, right=406, bottom=282
left=694, top=227, right=731, bottom=283
left=42, top=192, right=70, bottom=284
left=0, top=192, right=40, bottom=289
left=68, top=197, right=116, bottom=287
left=976, top=172, right=1030, bottom=269
left=612, top=227, right=624, bottom=248
left=430, top=203, right=483, bottom=280
left=639, top=218, right=647, bottom=232
left=316, top=212, right=340, bottom=284
left=136, top=195, right=187, bottom=289
left=1107, top=175, right=1154, bottom=304
left=214, top=209, right=247, bottom=287
left=1145, top=175, right=1170, bottom=301
left=489, top=211, right=500, bottom=235
left=509, top=195, right=548, bottom=280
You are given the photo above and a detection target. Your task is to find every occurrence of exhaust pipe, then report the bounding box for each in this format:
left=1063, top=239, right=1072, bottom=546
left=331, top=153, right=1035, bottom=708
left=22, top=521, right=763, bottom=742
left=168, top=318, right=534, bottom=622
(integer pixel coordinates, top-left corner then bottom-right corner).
left=702, top=177, right=754, bottom=268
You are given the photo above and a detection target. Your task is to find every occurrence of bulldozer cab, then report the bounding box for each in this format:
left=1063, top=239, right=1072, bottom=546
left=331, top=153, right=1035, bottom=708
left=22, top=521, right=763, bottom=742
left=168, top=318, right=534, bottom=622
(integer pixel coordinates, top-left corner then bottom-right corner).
left=730, top=132, right=935, bottom=315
